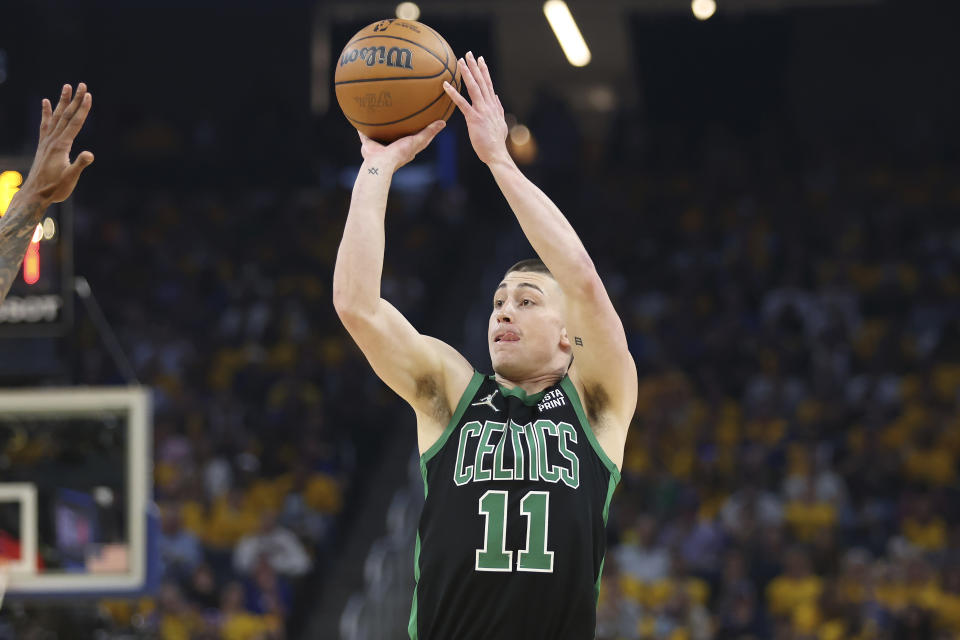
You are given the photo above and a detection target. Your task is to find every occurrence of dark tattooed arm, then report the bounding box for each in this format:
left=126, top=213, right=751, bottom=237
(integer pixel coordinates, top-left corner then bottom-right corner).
left=0, top=194, right=45, bottom=302
left=0, top=83, right=95, bottom=305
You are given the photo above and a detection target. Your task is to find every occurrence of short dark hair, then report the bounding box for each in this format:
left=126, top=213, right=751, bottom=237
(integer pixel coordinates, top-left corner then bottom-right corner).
left=504, top=258, right=553, bottom=278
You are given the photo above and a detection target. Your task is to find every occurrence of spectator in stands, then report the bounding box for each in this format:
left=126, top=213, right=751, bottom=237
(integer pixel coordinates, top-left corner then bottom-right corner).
left=715, top=586, right=767, bottom=639
left=218, top=581, right=283, bottom=640
left=155, top=580, right=205, bottom=640
left=244, top=556, right=293, bottom=618
left=765, top=547, right=823, bottom=623
left=615, top=514, right=671, bottom=583
left=233, top=511, right=310, bottom=578
left=720, top=484, right=784, bottom=538
left=158, top=504, right=203, bottom=581
left=185, top=564, right=221, bottom=614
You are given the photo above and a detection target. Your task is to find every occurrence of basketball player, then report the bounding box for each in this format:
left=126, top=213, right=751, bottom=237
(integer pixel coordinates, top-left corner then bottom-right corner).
left=0, top=83, right=94, bottom=303
left=334, top=52, right=636, bottom=639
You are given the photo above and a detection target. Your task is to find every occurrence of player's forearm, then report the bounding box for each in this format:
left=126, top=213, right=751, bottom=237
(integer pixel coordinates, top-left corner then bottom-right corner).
left=487, top=157, right=596, bottom=290
left=333, top=160, right=393, bottom=317
left=0, top=189, right=49, bottom=304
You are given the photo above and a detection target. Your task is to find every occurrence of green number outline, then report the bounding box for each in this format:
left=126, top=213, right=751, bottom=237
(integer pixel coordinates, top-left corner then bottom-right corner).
left=475, top=489, right=554, bottom=573
left=518, top=491, right=554, bottom=572
left=476, top=490, right=512, bottom=571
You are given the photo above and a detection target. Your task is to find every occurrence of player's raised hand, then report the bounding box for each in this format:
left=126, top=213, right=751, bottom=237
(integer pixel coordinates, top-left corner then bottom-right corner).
left=21, top=83, right=95, bottom=205
left=357, top=120, right=446, bottom=173
left=443, top=52, right=509, bottom=166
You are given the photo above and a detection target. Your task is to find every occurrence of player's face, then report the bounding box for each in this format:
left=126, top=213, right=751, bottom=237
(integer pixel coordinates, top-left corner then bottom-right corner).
left=488, top=271, right=569, bottom=380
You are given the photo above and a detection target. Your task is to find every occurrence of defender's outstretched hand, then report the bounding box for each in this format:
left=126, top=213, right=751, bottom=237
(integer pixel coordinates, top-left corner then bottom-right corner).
left=22, top=83, right=95, bottom=205
left=358, top=120, right=446, bottom=173
left=442, top=52, right=510, bottom=166
left=2, top=83, right=94, bottom=303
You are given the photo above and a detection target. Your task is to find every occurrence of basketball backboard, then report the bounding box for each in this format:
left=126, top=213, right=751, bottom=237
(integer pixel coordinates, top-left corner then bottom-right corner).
left=0, top=386, right=157, bottom=598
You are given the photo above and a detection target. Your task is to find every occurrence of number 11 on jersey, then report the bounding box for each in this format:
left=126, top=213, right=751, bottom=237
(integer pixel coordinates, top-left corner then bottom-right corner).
left=476, top=490, right=555, bottom=573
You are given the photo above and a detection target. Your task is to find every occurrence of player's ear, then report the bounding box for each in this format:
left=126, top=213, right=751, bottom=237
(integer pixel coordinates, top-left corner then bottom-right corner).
left=559, top=326, right=570, bottom=349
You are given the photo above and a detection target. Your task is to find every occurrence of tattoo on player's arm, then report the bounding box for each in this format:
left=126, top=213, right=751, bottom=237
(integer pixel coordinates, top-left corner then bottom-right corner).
left=368, top=167, right=379, bottom=175
left=0, top=200, right=44, bottom=303
left=574, top=336, right=583, bottom=347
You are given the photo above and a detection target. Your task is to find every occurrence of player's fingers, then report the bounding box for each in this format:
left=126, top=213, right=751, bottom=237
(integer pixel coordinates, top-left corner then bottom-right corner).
left=53, top=151, right=95, bottom=202
left=443, top=81, right=473, bottom=114
left=60, top=92, right=93, bottom=141
left=51, top=83, right=87, bottom=138
left=358, top=131, right=385, bottom=152
left=458, top=58, right=485, bottom=107
left=477, top=55, right=497, bottom=99
left=38, top=99, right=53, bottom=137
left=50, top=84, right=72, bottom=129
left=412, top=120, right=445, bottom=152
left=464, top=52, right=490, bottom=103
left=74, top=150, right=95, bottom=169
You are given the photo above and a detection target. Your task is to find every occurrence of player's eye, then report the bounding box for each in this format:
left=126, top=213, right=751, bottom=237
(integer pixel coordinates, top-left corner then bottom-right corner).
left=494, top=299, right=503, bottom=308
left=521, top=299, right=532, bottom=306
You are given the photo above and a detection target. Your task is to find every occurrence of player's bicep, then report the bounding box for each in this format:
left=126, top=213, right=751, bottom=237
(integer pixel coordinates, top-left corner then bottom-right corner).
left=564, top=274, right=638, bottom=421
left=336, top=298, right=459, bottom=411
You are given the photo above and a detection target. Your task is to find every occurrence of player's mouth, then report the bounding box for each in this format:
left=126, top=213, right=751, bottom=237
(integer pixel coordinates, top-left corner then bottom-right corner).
left=494, top=330, right=520, bottom=343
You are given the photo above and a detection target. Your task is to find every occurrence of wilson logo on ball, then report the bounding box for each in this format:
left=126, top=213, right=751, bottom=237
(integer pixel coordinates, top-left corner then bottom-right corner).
left=339, top=46, right=414, bottom=70
left=355, top=92, right=393, bottom=110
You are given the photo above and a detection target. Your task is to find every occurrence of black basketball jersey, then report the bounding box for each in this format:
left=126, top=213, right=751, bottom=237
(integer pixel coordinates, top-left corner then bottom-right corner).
left=408, top=371, right=621, bottom=640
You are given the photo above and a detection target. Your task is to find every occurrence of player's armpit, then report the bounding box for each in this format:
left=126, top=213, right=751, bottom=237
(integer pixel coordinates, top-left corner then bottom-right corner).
left=335, top=297, right=474, bottom=421
left=563, top=272, right=638, bottom=433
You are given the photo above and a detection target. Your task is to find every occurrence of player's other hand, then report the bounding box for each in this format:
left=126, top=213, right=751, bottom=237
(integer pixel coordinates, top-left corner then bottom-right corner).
left=358, top=120, right=446, bottom=173
left=443, top=52, right=509, bottom=167
left=21, top=83, right=95, bottom=205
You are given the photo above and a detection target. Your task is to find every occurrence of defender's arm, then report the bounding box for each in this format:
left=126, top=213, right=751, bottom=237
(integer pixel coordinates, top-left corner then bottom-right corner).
left=0, top=191, right=47, bottom=303
left=1, top=84, right=94, bottom=303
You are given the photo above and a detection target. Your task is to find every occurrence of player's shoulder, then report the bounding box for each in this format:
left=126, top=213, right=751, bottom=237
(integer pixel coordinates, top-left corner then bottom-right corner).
left=422, top=337, right=473, bottom=381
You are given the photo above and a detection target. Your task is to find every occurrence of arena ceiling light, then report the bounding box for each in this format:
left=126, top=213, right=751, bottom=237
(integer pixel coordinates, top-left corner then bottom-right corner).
left=692, top=0, right=717, bottom=20
left=543, top=0, right=591, bottom=67
left=396, top=2, right=420, bottom=20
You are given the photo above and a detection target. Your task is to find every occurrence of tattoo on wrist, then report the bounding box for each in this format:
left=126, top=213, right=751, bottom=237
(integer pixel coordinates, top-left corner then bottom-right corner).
left=574, top=336, right=583, bottom=347
left=368, top=167, right=379, bottom=175
left=0, top=200, right=45, bottom=302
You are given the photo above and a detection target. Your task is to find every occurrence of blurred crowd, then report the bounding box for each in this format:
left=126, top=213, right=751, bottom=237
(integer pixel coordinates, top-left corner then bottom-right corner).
left=590, top=145, right=960, bottom=639
left=52, top=156, right=475, bottom=638
left=67, top=186, right=383, bottom=639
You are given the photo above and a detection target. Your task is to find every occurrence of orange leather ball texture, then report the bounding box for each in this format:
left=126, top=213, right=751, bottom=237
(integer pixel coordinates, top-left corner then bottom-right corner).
left=334, top=19, right=461, bottom=143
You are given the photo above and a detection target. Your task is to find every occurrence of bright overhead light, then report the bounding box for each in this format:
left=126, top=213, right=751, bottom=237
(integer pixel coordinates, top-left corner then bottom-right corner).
left=692, top=0, right=716, bottom=21
left=396, top=2, right=420, bottom=20
left=509, top=124, right=531, bottom=146
left=543, top=0, right=591, bottom=67
left=42, top=217, right=56, bottom=240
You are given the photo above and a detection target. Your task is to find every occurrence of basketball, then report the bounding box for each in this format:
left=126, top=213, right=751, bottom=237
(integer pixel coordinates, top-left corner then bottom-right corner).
left=334, top=19, right=461, bottom=143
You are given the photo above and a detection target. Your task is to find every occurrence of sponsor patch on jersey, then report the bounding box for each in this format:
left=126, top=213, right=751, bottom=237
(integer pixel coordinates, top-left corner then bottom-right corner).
left=536, top=389, right=567, bottom=413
